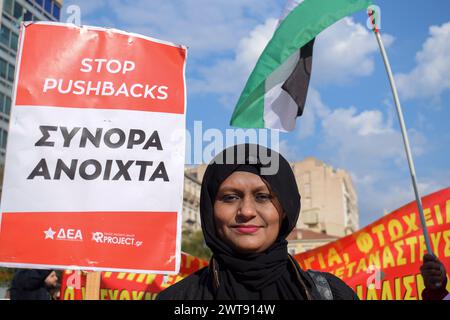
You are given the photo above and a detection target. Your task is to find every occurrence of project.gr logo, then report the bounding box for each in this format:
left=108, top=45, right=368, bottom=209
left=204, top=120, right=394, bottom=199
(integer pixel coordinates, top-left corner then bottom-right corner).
left=92, top=232, right=104, bottom=243
left=91, top=231, right=143, bottom=247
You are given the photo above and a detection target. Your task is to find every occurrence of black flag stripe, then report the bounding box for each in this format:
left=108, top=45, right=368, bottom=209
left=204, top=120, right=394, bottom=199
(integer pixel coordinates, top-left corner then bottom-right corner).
left=281, top=38, right=315, bottom=117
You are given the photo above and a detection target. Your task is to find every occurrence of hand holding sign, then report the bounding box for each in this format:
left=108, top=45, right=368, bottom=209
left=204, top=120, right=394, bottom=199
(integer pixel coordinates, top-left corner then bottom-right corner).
left=420, top=254, right=446, bottom=290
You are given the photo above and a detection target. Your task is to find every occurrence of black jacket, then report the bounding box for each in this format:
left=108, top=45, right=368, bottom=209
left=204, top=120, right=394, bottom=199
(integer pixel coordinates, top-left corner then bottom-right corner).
left=157, top=256, right=358, bottom=300
left=10, top=269, right=52, bottom=300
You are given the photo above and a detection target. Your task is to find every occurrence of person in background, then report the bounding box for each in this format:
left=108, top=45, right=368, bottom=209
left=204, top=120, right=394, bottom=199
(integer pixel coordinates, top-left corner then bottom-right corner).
left=50, top=283, right=61, bottom=300
left=10, top=269, right=58, bottom=300
left=420, top=253, right=449, bottom=300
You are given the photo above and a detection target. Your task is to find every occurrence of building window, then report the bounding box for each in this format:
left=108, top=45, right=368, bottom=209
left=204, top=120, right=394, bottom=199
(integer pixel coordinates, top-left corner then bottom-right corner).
left=0, top=58, right=7, bottom=79
left=304, top=197, right=311, bottom=209
left=36, top=0, right=44, bottom=7
left=1, top=129, right=7, bottom=149
left=13, top=1, right=24, bottom=19
left=5, top=96, right=11, bottom=116
left=304, top=183, right=311, bottom=197
left=44, top=0, right=52, bottom=14
left=0, top=92, right=4, bottom=113
left=10, top=32, right=18, bottom=52
left=0, top=25, right=10, bottom=47
left=302, top=172, right=311, bottom=183
left=52, top=2, right=61, bottom=20
left=7, top=64, right=15, bottom=82
left=3, top=0, right=14, bottom=15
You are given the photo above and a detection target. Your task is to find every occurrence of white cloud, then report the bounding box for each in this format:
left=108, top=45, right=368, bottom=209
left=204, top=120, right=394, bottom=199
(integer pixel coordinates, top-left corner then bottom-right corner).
left=62, top=0, right=108, bottom=19
left=105, top=0, right=280, bottom=57
left=64, top=0, right=282, bottom=56
left=295, top=89, right=429, bottom=226
left=320, top=104, right=429, bottom=227
left=297, top=88, right=425, bottom=169
left=313, top=17, right=394, bottom=84
left=396, top=22, right=450, bottom=100
left=357, top=172, right=450, bottom=227
left=295, top=86, right=441, bottom=228
left=189, top=18, right=278, bottom=107
left=297, top=87, right=329, bottom=139
left=320, top=107, right=403, bottom=166
left=319, top=104, right=427, bottom=170
left=278, top=139, right=303, bottom=162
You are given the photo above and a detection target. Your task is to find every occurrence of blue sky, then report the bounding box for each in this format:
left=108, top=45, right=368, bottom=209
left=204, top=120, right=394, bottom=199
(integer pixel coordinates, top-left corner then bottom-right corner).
left=62, top=0, right=450, bottom=228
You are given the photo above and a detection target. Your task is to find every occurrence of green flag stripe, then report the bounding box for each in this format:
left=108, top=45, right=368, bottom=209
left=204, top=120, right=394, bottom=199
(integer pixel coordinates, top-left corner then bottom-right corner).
left=231, top=0, right=371, bottom=126
left=230, top=82, right=265, bottom=128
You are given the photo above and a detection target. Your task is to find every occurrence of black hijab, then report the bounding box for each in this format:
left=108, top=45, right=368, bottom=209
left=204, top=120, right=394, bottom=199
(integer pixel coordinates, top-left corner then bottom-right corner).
left=200, top=143, right=306, bottom=299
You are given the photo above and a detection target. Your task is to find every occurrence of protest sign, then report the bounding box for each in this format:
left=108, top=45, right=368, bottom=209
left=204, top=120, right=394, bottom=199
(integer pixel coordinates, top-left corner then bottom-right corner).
left=0, top=22, right=187, bottom=274
left=295, top=187, right=450, bottom=300
left=60, top=252, right=207, bottom=300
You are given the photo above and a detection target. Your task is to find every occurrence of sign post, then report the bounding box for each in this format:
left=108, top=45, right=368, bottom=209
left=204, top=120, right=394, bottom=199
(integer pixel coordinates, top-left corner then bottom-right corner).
left=85, top=272, right=101, bottom=300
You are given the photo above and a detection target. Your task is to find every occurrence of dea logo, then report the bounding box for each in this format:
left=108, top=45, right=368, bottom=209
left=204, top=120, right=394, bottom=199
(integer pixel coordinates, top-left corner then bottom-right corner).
left=44, top=227, right=83, bottom=241
left=57, top=228, right=83, bottom=241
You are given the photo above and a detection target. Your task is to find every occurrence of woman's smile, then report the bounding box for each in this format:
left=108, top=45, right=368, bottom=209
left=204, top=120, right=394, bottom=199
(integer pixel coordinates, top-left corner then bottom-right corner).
left=232, top=224, right=262, bottom=234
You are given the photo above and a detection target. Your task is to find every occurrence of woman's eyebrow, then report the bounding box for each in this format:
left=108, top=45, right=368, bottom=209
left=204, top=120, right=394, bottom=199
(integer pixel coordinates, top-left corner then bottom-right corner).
left=217, top=187, right=241, bottom=193
left=218, top=185, right=269, bottom=193
left=252, top=186, right=271, bottom=193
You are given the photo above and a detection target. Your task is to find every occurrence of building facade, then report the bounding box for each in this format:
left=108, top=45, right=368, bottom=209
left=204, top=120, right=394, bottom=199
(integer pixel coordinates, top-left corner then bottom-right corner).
left=182, top=172, right=201, bottom=232
left=185, top=164, right=207, bottom=184
left=0, top=0, right=62, bottom=163
left=292, top=157, right=359, bottom=237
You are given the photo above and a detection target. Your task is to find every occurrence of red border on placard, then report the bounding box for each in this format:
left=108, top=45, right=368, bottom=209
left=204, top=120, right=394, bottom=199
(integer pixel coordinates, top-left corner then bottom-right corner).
left=0, top=211, right=177, bottom=273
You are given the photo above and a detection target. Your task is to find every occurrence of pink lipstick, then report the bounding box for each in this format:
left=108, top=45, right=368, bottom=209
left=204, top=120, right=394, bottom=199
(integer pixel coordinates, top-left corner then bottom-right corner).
left=234, top=226, right=260, bottom=234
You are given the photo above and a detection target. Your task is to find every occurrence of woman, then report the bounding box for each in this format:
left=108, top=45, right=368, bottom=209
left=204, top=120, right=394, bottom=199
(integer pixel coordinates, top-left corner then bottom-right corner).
left=158, top=144, right=357, bottom=300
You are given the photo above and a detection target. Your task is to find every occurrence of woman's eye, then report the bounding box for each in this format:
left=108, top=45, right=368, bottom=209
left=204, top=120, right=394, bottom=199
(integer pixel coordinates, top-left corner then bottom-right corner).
left=222, top=194, right=239, bottom=202
left=255, top=193, right=272, bottom=202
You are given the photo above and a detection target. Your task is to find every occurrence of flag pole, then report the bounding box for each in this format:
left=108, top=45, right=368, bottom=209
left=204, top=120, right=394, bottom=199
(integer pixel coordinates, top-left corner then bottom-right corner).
left=368, top=10, right=433, bottom=255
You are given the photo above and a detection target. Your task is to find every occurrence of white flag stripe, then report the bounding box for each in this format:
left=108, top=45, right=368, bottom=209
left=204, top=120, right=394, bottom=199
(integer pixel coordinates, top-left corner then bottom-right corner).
left=263, top=50, right=300, bottom=131
left=265, top=0, right=304, bottom=131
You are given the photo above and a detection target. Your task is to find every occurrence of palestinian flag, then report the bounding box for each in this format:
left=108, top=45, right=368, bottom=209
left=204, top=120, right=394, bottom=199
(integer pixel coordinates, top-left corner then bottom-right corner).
left=230, top=0, right=371, bottom=132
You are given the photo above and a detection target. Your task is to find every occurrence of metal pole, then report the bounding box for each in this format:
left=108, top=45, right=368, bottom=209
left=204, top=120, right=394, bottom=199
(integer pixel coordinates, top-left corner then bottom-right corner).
left=373, top=30, right=433, bottom=255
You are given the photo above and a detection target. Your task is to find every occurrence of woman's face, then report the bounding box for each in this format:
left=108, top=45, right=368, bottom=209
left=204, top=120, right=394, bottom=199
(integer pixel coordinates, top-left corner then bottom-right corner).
left=213, top=171, right=284, bottom=254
